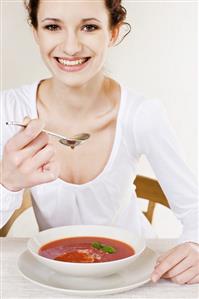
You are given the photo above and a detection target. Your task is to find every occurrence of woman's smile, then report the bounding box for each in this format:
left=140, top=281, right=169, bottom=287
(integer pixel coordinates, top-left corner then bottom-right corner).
left=54, top=56, right=91, bottom=72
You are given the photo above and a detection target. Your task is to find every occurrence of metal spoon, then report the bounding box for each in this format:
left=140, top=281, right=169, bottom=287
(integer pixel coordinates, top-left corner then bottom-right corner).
left=6, top=121, right=90, bottom=149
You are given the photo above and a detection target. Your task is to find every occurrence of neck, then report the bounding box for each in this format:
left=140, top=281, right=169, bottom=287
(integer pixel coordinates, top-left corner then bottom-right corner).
left=39, top=73, right=112, bottom=120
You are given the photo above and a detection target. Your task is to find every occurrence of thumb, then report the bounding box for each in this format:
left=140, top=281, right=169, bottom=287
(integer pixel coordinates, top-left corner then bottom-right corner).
left=22, top=116, right=31, bottom=126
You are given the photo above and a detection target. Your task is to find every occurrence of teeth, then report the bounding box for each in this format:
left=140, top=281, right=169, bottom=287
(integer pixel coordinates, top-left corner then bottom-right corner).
left=57, top=58, right=88, bottom=66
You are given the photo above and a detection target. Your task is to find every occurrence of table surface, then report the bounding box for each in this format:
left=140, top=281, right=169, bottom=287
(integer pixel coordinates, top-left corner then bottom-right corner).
left=1, top=238, right=199, bottom=299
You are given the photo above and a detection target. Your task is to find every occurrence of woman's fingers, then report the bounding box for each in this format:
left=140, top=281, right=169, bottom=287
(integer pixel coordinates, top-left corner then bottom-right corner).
left=187, top=274, right=199, bottom=284
left=33, top=145, right=56, bottom=169
left=5, top=119, right=45, bottom=151
left=43, top=160, right=60, bottom=177
left=8, top=132, right=49, bottom=167
left=152, top=243, right=199, bottom=284
left=31, top=160, right=60, bottom=185
left=19, top=132, right=49, bottom=160
left=22, top=116, right=31, bottom=126
left=169, top=266, right=199, bottom=285
left=151, top=246, right=187, bottom=282
left=2, top=117, right=61, bottom=190
left=154, top=247, right=176, bottom=268
left=21, top=144, right=55, bottom=173
left=162, top=256, right=192, bottom=278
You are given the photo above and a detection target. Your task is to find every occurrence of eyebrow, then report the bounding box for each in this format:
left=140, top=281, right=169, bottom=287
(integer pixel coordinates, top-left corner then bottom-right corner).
left=82, top=18, right=101, bottom=23
left=42, top=18, right=61, bottom=23
left=41, top=17, right=101, bottom=23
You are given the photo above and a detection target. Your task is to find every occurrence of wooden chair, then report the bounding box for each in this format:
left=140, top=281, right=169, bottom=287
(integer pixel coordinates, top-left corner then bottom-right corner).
left=0, top=189, right=32, bottom=237
left=0, top=175, right=170, bottom=237
left=134, top=175, right=170, bottom=222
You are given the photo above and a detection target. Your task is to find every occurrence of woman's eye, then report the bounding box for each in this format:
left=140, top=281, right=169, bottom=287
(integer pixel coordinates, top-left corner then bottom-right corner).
left=82, top=24, right=99, bottom=32
left=44, top=24, right=60, bottom=31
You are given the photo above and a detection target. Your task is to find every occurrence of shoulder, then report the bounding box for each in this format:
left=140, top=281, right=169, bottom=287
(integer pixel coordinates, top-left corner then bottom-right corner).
left=122, top=86, right=171, bottom=142
left=122, top=85, right=167, bottom=126
left=134, top=97, right=168, bottom=131
left=1, top=81, right=39, bottom=108
left=121, top=86, right=145, bottom=111
left=1, top=82, right=39, bottom=144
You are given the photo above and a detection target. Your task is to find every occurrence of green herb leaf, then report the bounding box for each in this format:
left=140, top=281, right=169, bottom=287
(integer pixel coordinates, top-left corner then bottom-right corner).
left=101, top=245, right=116, bottom=254
left=92, top=242, right=103, bottom=250
left=91, top=242, right=116, bottom=254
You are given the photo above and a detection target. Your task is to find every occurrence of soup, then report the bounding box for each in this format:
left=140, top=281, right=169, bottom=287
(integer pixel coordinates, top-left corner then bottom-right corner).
left=39, top=236, right=135, bottom=263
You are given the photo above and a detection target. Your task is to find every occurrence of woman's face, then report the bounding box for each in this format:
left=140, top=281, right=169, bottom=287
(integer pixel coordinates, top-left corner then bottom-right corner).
left=34, top=0, right=117, bottom=87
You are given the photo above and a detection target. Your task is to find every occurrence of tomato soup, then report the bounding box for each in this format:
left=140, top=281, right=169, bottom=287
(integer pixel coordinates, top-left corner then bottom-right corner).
left=39, top=236, right=135, bottom=263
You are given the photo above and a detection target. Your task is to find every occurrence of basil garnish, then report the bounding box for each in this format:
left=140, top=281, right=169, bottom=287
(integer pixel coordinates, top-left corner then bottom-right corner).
left=91, top=241, right=116, bottom=254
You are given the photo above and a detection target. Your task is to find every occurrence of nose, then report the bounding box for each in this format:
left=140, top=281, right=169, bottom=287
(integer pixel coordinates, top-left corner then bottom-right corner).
left=62, top=30, right=82, bottom=56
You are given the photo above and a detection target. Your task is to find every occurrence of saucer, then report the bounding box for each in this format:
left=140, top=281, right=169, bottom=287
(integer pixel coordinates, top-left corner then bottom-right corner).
left=17, top=247, right=157, bottom=296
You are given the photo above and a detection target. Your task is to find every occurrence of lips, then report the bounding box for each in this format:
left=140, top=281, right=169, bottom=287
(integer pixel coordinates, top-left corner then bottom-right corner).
left=55, top=57, right=90, bottom=66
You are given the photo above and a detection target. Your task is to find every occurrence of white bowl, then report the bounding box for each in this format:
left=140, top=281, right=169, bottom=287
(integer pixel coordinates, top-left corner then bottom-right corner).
left=27, top=225, right=145, bottom=277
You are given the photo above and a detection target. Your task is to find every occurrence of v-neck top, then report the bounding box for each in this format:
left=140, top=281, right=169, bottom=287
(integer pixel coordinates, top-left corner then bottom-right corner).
left=1, top=81, right=198, bottom=243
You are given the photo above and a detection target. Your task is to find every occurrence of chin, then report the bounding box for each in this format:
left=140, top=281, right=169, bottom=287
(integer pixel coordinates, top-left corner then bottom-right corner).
left=58, top=78, right=90, bottom=88
left=55, top=71, right=98, bottom=88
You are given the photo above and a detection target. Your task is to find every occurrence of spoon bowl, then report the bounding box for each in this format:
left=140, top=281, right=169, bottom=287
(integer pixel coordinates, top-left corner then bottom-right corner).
left=72, top=133, right=90, bottom=141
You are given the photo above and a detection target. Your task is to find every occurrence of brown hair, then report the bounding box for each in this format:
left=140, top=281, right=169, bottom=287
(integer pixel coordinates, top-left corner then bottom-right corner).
left=24, top=0, right=131, bottom=44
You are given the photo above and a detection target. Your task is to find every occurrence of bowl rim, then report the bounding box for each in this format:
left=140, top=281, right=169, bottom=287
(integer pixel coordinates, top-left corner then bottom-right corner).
left=27, top=225, right=146, bottom=266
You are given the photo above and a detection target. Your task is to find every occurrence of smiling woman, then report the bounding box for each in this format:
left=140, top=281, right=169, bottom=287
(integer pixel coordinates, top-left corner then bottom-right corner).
left=1, top=0, right=198, bottom=286
left=25, top=0, right=130, bottom=87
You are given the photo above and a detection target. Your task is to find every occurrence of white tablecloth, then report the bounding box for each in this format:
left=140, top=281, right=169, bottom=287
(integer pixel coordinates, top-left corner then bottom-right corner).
left=1, top=238, right=199, bottom=298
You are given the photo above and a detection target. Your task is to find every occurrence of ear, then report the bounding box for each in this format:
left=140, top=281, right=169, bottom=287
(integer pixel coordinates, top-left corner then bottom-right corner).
left=109, top=25, right=120, bottom=47
left=32, top=28, right=39, bottom=44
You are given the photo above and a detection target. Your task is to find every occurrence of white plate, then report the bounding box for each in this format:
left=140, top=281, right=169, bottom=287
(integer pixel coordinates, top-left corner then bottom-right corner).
left=17, top=247, right=157, bottom=297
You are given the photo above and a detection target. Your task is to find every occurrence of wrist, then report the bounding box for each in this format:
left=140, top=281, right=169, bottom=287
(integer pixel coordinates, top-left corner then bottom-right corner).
left=1, top=182, right=22, bottom=192
left=0, top=161, right=22, bottom=192
left=1, top=182, right=23, bottom=192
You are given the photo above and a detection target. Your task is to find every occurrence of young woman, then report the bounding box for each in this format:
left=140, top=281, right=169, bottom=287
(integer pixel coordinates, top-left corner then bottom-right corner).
left=1, top=0, right=198, bottom=284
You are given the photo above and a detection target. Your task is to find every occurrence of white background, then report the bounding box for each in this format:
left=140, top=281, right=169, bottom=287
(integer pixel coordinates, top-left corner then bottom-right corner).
left=1, top=0, right=198, bottom=237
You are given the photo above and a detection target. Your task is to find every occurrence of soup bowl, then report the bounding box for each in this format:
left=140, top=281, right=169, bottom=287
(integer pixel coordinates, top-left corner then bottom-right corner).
left=27, top=225, right=145, bottom=277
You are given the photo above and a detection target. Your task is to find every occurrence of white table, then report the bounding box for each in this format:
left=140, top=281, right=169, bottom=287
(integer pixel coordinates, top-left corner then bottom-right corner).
left=1, top=238, right=199, bottom=298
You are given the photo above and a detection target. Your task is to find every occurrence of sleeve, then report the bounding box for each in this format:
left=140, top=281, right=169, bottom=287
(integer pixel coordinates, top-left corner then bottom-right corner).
left=0, top=185, right=24, bottom=228
left=133, top=99, right=198, bottom=244
left=0, top=90, right=24, bottom=228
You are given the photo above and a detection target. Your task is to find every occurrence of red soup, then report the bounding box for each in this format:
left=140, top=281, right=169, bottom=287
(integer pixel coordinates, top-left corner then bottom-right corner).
left=39, top=236, right=135, bottom=263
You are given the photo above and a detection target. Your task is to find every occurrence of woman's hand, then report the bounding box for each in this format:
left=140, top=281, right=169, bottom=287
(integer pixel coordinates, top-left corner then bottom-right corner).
left=1, top=118, right=60, bottom=191
left=151, top=242, right=199, bottom=284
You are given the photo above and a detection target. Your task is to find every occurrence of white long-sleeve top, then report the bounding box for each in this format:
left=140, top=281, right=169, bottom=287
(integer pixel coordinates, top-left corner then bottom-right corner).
left=1, top=81, right=198, bottom=243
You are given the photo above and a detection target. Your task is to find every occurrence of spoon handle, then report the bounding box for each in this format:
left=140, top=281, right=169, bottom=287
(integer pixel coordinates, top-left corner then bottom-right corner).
left=6, top=121, right=67, bottom=140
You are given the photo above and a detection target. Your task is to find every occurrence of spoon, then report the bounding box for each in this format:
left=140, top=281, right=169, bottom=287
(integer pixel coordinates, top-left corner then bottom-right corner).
left=6, top=121, right=90, bottom=149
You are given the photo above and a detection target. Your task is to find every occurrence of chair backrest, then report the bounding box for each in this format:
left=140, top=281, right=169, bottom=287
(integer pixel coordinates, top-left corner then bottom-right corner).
left=134, top=175, right=170, bottom=222
left=0, top=189, right=32, bottom=237
left=0, top=175, right=170, bottom=237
